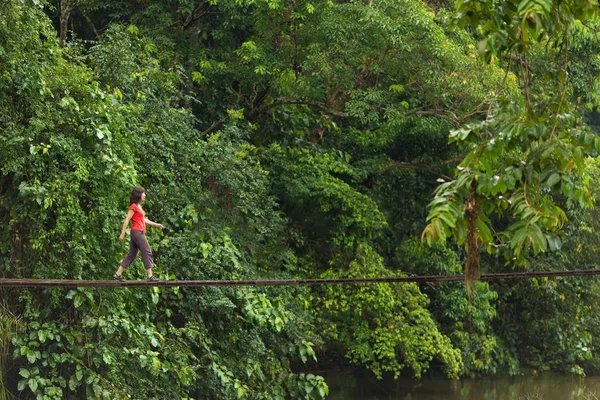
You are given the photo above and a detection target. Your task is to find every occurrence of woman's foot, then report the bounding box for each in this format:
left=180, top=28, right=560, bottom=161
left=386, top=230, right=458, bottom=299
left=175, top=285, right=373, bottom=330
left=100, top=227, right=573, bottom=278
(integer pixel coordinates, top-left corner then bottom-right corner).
left=147, top=275, right=159, bottom=282
left=113, top=274, right=125, bottom=282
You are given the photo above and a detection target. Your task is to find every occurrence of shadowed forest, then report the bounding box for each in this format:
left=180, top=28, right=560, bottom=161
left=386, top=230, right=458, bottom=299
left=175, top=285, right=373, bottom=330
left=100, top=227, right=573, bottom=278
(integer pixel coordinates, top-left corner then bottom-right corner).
left=3, top=0, right=600, bottom=398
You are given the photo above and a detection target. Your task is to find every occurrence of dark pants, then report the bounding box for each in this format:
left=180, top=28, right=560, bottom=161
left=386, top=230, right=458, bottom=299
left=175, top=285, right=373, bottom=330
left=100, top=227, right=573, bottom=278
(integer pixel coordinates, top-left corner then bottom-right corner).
left=121, top=230, right=154, bottom=270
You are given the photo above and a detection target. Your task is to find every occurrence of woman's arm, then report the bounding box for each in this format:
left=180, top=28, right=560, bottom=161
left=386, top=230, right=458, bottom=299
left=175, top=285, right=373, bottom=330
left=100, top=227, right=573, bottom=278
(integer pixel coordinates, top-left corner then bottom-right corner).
left=119, top=209, right=135, bottom=242
left=145, top=218, right=164, bottom=230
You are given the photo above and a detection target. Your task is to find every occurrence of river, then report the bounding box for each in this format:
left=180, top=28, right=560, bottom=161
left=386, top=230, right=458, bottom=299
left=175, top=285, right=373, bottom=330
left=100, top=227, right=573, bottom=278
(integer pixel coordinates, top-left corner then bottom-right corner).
left=326, top=372, right=600, bottom=399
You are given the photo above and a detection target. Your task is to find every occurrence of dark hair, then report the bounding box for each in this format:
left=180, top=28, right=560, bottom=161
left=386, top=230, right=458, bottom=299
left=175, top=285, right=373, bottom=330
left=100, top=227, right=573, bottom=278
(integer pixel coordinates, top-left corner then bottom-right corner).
left=130, top=186, right=145, bottom=204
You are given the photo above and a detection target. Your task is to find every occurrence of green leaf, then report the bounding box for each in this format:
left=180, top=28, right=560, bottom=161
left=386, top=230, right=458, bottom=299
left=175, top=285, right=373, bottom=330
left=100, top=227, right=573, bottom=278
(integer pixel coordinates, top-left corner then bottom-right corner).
left=476, top=218, right=493, bottom=244
left=438, top=211, right=457, bottom=229
left=37, top=330, right=47, bottom=343
left=388, top=84, right=404, bottom=93
left=102, top=352, right=112, bottom=365
left=73, top=294, right=84, bottom=308
left=26, top=350, right=37, bottom=364
left=319, top=385, right=327, bottom=397
left=274, top=316, right=284, bottom=332
left=28, top=378, right=38, bottom=392
left=546, top=172, right=560, bottom=188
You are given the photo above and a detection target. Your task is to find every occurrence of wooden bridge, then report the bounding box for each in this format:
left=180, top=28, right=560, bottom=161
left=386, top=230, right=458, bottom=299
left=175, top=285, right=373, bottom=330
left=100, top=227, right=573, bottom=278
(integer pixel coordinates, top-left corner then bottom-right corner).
left=1, top=268, right=599, bottom=287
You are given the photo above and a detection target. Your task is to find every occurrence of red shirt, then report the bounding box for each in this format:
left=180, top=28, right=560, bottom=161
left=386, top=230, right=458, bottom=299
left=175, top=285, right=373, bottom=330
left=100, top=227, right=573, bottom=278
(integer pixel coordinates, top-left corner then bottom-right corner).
left=129, top=203, right=146, bottom=233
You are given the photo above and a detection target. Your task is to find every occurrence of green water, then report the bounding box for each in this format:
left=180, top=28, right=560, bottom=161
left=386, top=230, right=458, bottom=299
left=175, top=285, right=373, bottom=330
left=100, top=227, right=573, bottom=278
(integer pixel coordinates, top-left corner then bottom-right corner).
left=326, top=372, right=600, bottom=400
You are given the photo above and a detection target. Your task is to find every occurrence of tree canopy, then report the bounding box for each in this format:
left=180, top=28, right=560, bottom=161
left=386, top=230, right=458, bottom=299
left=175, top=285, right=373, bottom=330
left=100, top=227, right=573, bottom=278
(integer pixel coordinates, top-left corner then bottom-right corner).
left=2, top=0, right=600, bottom=398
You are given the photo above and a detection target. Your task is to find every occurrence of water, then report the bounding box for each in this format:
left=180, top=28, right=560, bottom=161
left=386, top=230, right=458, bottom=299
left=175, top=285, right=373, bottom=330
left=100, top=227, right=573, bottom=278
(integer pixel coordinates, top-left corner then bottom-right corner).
left=326, top=372, right=600, bottom=400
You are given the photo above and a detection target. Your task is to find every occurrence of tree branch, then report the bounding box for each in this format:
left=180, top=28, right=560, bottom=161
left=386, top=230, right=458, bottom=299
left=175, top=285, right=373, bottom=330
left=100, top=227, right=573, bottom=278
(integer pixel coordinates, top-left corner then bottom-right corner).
left=500, top=54, right=532, bottom=71
left=201, top=119, right=224, bottom=136
left=82, top=12, right=102, bottom=43
left=181, top=1, right=208, bottom=29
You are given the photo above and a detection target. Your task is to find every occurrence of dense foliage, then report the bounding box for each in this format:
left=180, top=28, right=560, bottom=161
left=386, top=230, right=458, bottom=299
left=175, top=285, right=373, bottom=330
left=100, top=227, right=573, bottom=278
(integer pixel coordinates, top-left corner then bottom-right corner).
left=2, top=0, right=600, bottom=398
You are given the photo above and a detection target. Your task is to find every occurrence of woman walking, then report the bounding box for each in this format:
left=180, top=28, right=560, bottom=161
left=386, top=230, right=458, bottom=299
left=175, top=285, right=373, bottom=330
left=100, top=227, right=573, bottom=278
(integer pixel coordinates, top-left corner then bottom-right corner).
left=113, top=186, right=163, bottom=282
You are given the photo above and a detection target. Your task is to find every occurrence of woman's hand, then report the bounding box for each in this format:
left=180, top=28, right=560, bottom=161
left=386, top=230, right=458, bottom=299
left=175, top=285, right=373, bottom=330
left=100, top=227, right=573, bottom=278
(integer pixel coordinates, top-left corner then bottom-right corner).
left=119, top=232, right=125, bottom=242
left=157, top=224, right=164, bottom=230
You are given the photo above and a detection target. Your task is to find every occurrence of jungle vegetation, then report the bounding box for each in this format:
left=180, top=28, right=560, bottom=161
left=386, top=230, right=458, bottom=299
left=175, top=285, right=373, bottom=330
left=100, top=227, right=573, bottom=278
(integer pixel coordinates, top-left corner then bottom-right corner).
left=2, top=0, right=600, bottom=398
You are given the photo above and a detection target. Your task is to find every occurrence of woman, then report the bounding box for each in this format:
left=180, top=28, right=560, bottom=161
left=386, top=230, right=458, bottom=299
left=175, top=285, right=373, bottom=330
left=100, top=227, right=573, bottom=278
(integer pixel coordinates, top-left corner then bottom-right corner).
left=113, top=186, right=163, bottom=282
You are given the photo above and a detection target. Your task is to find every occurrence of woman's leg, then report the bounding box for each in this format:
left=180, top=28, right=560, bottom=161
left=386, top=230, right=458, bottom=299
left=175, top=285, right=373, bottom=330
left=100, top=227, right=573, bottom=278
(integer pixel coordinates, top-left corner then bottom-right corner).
left=130, top=231, right=155, bottom=277
left=115, top=237, right=139, bottom=277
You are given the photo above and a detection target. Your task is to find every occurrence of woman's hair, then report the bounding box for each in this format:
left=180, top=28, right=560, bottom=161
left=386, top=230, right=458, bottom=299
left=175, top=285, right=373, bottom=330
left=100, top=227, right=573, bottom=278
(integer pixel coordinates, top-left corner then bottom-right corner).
left=130, top=186, right=145, bottom=204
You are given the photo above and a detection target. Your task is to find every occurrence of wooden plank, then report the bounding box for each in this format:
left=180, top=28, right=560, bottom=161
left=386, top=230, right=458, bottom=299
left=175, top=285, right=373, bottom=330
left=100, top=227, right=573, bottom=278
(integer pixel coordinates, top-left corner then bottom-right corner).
left=0, top=268, right=597, bottom=287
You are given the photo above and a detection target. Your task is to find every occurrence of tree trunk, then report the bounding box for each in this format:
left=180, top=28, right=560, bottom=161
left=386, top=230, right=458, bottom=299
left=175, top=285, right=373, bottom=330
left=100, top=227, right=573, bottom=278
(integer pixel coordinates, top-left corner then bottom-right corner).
left=59, top=0, right=71, bottom=48
left=465, top=179, right=480, bottom=295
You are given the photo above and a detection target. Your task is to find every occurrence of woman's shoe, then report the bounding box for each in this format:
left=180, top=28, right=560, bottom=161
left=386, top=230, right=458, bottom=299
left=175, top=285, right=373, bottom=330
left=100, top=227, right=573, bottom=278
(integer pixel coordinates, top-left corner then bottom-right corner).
left=147, top=275, right=159, bottom=282
left=113, top=274, right=125, bottom=282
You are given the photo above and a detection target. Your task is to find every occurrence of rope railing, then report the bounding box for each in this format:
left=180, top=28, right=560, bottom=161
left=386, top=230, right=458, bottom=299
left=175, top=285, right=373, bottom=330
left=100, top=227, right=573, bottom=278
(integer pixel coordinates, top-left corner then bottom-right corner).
left=0, top=268, right=599, bottom=287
